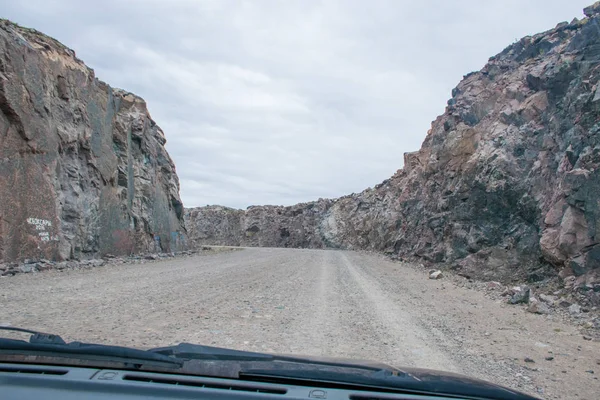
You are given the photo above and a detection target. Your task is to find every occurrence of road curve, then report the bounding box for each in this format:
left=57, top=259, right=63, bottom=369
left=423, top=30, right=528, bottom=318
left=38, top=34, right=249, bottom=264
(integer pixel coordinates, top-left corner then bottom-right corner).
left=1, top=248, right=598, bottom=399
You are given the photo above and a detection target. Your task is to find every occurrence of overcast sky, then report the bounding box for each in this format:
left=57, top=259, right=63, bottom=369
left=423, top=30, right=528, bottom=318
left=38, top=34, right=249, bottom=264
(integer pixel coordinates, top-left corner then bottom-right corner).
left=1, top=1, right=592, bottom=208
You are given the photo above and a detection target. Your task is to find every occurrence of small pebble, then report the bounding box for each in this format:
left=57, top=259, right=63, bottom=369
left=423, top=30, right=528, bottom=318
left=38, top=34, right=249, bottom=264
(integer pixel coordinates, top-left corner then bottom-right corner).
left=524, top=357, right=535, bottom=363
left=545, top=356, right=554, bottom=361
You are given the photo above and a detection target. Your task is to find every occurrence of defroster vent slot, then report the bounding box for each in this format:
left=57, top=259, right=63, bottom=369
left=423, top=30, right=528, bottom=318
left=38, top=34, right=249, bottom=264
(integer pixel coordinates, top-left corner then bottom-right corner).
left=123, top=374, right=287, bottom=394
left=350, top=395, right=423, bottom=400
left=0, top=366, right=67, bottom=375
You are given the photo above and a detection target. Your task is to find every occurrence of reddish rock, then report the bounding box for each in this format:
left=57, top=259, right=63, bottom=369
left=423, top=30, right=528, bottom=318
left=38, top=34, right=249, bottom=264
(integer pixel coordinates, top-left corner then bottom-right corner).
left=0, top=20, right=186, bottom=262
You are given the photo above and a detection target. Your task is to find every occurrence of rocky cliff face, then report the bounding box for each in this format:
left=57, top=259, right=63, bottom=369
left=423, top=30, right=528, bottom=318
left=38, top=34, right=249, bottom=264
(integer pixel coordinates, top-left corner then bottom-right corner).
left=186, top=3, right=600, bottom=284
left=185, top=201, right=333, bottom=248
left=0, top=20, right=186, bottom=262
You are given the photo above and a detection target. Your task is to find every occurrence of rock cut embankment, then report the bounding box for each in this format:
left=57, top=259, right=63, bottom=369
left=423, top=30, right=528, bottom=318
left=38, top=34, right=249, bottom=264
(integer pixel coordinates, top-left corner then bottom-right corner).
left=0, top=20, right=186, bottom=262
left=186, top=3, right=600, bottom=291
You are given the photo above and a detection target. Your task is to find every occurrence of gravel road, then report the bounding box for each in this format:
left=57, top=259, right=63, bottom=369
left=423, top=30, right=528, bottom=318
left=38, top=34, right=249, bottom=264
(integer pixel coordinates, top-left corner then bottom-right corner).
left=1, top=248, right=598, bottom=399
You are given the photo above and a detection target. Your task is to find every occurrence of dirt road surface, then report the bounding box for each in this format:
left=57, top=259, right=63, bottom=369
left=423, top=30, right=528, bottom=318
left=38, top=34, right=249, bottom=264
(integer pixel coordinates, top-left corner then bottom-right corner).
left=1, top=248, right=598, bottom=399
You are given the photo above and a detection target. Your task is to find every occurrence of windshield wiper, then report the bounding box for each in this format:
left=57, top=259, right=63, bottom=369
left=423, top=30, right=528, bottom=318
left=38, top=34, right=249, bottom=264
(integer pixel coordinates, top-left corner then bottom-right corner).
left=239, top=369, right=539, bottom=400
left=150, top=343, right=275, bottom=361
left=149, top=343, right=382, bottom=371
left=0, top=326, right=183, bottom=368
left=0, top=326, right=71, bottom=345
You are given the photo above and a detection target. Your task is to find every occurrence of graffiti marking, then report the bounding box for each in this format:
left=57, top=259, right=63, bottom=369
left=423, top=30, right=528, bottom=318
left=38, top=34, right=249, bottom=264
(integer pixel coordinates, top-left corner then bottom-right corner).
left=27, top=217, right=58, bottom=242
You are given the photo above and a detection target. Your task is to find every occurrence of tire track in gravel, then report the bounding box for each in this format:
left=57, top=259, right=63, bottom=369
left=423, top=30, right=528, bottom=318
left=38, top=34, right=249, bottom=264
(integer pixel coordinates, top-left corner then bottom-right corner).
left=335, top=252, right=460, bottom=372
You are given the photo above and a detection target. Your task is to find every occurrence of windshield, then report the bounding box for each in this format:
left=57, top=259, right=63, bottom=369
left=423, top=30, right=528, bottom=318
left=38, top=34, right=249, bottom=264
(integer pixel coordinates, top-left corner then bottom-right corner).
left=0, top=1, right=599, bottom=400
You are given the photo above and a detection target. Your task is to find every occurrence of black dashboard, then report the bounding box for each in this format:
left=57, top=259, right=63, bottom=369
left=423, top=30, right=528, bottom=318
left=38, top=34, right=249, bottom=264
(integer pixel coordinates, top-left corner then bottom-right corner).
left=1, top=362, right=467, bottom=400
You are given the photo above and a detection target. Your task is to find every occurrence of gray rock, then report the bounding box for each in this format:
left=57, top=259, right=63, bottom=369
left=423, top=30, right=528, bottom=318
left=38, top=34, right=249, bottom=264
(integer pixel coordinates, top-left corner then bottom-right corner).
left=34, top=262, right=52, bottom=271
left=89, top=259, right=105, bottom=267
left=18, top=264, right=36, bottom=273
left=584, top=1, right=600, bottom=17
left=509, top=287, right=531, bottom=304
left=568, top=304, right=582, bottom=315
left=593, top=84, right=600, bottom=103
left=429, top=270, right=443, bottom=280
left=559, top=299, right=573, bottom=308
left=55, top=262, right=68, bottom=270
left=539, top=294, right=557, bottom=304
left=527, top=298, right=551, bottom=314
left=486, top=281, right=503, bottom=289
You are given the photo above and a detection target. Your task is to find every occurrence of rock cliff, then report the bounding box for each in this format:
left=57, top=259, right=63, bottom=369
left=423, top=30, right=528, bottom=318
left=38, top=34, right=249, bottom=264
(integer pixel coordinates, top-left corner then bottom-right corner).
left=186, top=3, right=600, bottom=284
left=185, top=201, right=333, bottom=248
left=0, top=20, right=186, bottom=262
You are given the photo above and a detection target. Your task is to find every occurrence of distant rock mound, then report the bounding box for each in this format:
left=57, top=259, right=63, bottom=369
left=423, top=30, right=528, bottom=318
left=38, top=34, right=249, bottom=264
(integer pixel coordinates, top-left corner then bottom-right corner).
left=186, top=3, right=600, bottom=286
left=185, top=201, right=333, bottom=248
left=0, top=20, right=186, bottom=262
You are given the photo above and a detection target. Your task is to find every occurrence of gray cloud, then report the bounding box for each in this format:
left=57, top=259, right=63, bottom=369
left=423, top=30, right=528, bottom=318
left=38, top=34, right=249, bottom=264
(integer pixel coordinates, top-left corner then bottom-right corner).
left=1, top=0, right=591, bottom=208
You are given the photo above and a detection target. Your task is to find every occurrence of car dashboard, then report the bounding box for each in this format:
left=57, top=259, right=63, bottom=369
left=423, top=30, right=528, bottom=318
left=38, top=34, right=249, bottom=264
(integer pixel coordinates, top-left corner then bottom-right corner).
left=0, top=362, right=472, bottom=400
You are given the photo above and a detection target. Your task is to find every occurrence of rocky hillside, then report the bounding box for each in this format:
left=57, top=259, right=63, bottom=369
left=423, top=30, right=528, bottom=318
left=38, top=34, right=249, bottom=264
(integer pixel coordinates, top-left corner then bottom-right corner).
left=185, top=201, right=333, bottom=248
left=186, top=3, right=600, bottom=285
left=0, top=20, right=186, bottom=262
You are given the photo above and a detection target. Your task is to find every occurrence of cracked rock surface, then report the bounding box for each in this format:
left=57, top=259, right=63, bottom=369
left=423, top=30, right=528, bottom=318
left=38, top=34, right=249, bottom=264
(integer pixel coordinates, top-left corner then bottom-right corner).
left=0, top=20, right=186, bottom=262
